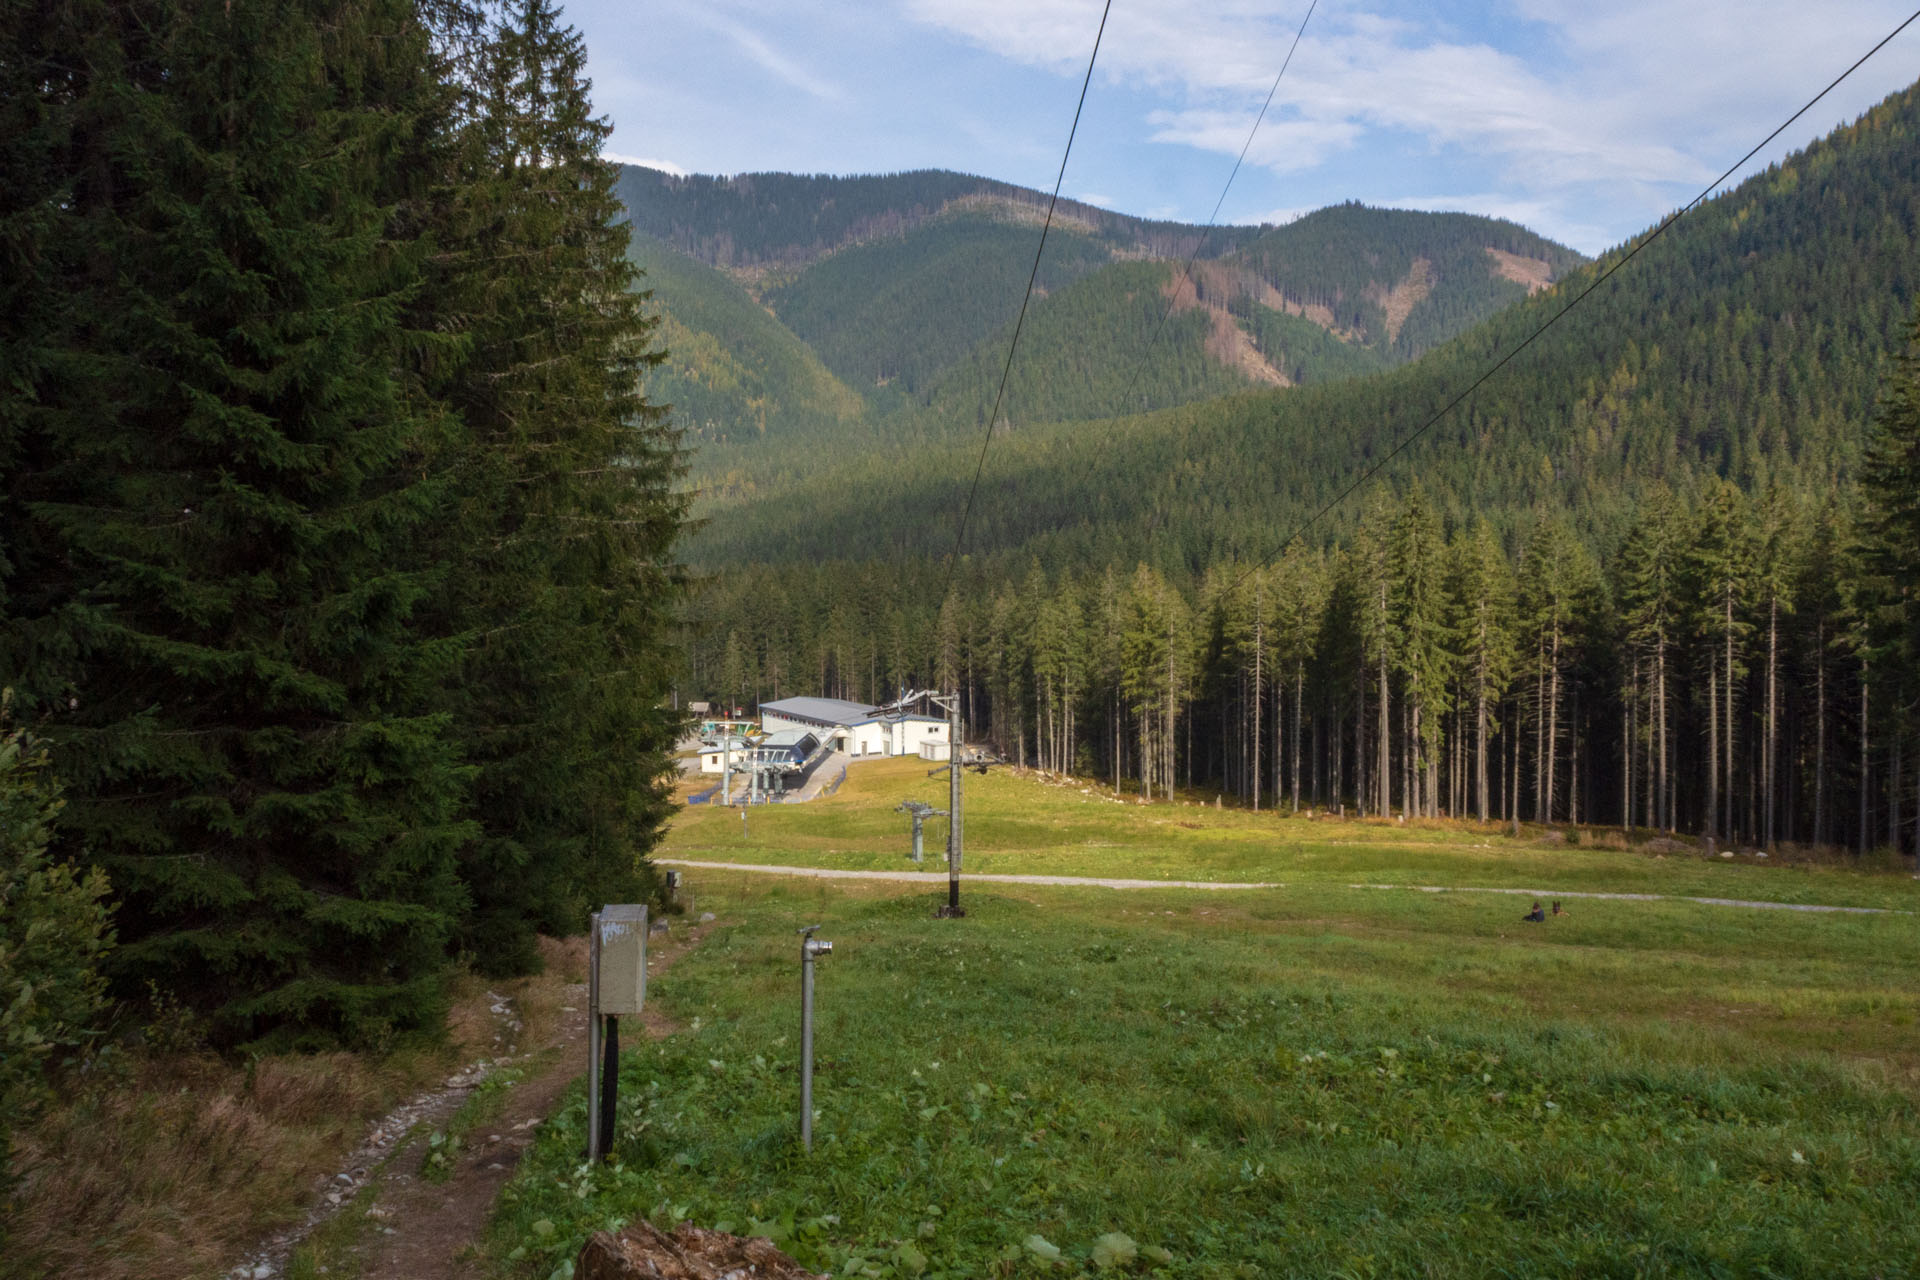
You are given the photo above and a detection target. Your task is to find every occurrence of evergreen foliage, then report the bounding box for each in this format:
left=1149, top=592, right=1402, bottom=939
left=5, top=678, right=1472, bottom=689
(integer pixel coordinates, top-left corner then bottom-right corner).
left=428, top=0, right=689, bottom=976
left=629, top=230, right=864, bottom=453
left=614, top=171, right=1589, bottom=482
left=0, top=0, right=689, bottom=1040
left=1, top=708, right=113, bottom=1226
left=1231, top=204, right=1583, bottom=359
left=763, top=213, right=1114, bottom=402
left=918, top=261, right=1253, bottom=428
left=1, top=0, right=471, bottom=1047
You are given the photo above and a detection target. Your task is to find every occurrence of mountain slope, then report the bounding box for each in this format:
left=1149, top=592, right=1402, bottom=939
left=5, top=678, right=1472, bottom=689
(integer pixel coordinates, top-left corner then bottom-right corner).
left=759, top=211, right=1116, bottom=405
left=618, top=166, right=1586, bottom=451
left=1225, top=204, right=1584, bottom=361
left=688, top=79, right=1920, bottom=571
left=629, top=231, right=864, bottom=455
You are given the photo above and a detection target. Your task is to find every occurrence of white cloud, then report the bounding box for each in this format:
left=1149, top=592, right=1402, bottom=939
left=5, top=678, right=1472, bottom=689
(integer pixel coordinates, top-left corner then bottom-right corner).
left=606, top=153, right=691, bottom=176
left=1236, top=205, right=1312, bottom=227
left=687, top=6, right=845, bottom=102
left=1077, top=191, right=1116, bottom=206
left=899, top=0, right=1920, bottom=249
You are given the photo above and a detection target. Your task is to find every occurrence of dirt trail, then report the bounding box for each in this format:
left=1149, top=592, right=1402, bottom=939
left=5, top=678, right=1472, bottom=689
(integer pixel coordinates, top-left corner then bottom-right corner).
left=354, top=923, right=709, bottom=1280
left=226, top=921, right=711, bottom=1280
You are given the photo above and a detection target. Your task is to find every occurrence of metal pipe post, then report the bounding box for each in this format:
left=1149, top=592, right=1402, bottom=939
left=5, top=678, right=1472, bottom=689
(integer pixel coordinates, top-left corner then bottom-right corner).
left=586, top=911, right=603, bottom=1161
left=946, top=696, right=963, bottom=914
left=799, top=926, right=832, bottom=1150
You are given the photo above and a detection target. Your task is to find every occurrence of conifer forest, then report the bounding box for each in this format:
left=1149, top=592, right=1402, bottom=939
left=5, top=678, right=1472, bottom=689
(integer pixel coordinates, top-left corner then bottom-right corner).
left=1, top=0, right=688, bottom=1051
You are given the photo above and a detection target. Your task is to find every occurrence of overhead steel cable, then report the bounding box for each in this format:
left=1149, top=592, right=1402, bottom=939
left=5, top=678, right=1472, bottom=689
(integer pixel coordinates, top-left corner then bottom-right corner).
left=942, top=0, right=1114, bottom=604
left=1109, top=0, right=1318, bottom=422
left=1210, top=4, right=1920, bottom=600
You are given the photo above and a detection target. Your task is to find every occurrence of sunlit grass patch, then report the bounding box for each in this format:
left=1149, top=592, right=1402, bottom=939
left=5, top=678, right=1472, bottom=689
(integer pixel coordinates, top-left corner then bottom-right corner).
left=662, top=760, right=1920, bottom=912
left=487, top=879, right=1920, bottom=1278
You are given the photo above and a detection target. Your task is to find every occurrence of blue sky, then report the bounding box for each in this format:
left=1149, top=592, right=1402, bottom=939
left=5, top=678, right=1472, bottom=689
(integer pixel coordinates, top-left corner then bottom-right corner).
left=573, top=0, right=1920, bottom=255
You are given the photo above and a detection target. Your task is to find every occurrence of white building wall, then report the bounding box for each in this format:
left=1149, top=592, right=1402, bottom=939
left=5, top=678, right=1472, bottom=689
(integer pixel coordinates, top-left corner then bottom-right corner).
left=844, top=718, right=947, bottom=758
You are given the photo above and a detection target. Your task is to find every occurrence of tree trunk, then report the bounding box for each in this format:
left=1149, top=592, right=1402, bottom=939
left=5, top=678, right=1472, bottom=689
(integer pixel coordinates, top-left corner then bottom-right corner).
left=1624, top=657, right=1636, bottom=834
left=1546, top=626, right=1561, bottom=824
left=1252, top=590, right=1263, bottom=812
left=1476, top=655, right=1490, bottom=823
left=1377, top=650, right=1390, bottom=818
left=1293, top=665, right=1304, bottom=812
left=1766, top=597, right=1778, bottom=851
left=1509, top=694, right=1520, bottom=835
left=1858, top=658, right=1870, bottom=856
left=1724, top=589, right=1736, bottom=843
left=1814, top=625, right=1826, bottom=846
left=1708, top=664, right=1720, bottom=841
left=1656, top=635, right=1670, bottom=832
left=1569, top=683, right=1580, bottom=826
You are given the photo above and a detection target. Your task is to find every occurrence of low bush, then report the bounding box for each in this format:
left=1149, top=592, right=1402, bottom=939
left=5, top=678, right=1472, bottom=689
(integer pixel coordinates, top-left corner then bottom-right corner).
left=0, top=704, right=115, bottom=1254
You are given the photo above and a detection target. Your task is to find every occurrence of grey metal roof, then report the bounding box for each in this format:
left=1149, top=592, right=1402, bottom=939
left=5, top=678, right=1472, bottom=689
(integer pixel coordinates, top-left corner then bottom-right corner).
left=760, top=728, right=819, bottom=748
left=759, top=696, right=878, bottom=727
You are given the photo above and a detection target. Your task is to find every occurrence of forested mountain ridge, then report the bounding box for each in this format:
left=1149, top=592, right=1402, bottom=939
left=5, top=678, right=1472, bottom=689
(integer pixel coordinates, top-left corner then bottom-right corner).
left=620, top=165, right=1585, bottom=472
left=614, top=165, right=1261, bottom=273
left=693, top=78, right=1920, bottom=571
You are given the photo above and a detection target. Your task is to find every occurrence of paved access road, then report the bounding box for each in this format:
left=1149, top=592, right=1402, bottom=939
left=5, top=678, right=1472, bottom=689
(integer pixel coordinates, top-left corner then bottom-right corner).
left=654, top=859, right=1906, bottom=914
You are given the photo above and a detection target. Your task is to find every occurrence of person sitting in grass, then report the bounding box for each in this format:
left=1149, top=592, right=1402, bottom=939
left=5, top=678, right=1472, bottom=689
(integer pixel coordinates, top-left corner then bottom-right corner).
left=1522, top=900, right=1546, bottom=923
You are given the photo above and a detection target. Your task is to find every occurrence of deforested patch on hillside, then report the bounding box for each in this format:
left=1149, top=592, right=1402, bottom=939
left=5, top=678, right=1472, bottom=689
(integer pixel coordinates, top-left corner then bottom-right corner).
left=943, top=191, right=1105, bottom=237
left=1207, top=307, right=1291, bottom=386
left=1485, top=246, right=1555, bottom=293
left=1161, top=265, right=1291, bottom=387
left=1373, top=256, right=1436, bottom=344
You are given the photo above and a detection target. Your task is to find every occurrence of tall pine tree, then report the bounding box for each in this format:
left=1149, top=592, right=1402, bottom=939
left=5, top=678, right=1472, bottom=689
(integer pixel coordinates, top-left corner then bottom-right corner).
left=429, top=0, right=688, bottom=973
left=1, top=0, right=471, bottom=1046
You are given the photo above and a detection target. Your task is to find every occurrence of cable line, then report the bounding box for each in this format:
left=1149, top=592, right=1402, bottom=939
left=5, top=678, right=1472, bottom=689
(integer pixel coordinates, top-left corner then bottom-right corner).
left=1109, top=0, right=1318, bottom=422
left=1212, top=4, right=1920, bottom=599
left=942, top=0, right=1113, bottom=604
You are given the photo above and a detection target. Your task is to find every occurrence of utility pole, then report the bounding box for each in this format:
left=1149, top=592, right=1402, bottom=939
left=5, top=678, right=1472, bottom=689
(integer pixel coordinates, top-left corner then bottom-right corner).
left=869, top=688, right=969, bottom=916
left=935, top=690, right=964, bottom=917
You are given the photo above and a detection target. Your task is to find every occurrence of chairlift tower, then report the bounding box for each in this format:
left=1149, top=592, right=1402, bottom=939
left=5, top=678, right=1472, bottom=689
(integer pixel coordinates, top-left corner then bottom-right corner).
left=896, top=800, right=948, bottom=863
left=869, top=688, right=968, bottom=915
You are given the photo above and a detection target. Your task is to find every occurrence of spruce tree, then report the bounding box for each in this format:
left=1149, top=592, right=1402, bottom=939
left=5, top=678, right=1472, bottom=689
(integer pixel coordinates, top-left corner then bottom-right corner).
left=1861, top=303, right=1920, bottom=861
left=1390, top=484, right=1454, bottom=817
left=1449, top=521, right=1516, bottom=823
left=430, top=0, right=688, bottom=973
left=1, top=0, right=471, bottom=1046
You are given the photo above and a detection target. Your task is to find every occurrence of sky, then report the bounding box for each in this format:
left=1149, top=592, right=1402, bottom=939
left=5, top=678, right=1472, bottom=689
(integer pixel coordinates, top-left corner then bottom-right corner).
left=573, top=0, right=1920, bottom=256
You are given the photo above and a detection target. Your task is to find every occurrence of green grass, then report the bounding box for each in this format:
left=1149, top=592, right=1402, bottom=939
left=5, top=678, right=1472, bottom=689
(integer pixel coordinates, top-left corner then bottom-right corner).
left=486, top=870, right=1920, bottom=1279
left=663, top=759, right=1920, bottom=912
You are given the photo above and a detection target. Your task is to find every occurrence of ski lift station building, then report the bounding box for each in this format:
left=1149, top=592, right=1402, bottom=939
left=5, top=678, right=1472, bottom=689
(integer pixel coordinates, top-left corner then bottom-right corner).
left=759, top=696, right=949, bottom=759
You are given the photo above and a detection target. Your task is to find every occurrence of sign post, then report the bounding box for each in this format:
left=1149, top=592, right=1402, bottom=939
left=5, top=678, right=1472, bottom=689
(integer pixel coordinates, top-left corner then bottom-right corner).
left=586, top=904, right=647, bottom=1162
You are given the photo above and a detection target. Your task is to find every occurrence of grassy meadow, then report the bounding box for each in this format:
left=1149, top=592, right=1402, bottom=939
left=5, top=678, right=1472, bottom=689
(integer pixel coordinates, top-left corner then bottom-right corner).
left=486, top=765, right=1920, bottom=1278
left=666, top=758, right=1920, bottom=911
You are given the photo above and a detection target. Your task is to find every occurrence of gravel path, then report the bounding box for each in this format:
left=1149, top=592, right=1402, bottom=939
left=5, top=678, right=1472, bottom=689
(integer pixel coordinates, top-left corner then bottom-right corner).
left=655, top=858, right=1907, bottom=914
left=656, top=858, right=1275, bottom=891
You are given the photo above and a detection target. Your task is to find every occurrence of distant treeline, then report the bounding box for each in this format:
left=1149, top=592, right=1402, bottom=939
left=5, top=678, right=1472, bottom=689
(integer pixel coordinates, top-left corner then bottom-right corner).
left=690, top=340, right=1920, bottom=854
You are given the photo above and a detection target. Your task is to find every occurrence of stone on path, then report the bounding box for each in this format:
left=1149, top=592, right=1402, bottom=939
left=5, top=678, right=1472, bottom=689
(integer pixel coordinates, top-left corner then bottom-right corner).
left=576, top=1221, right=823, bottom=1280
